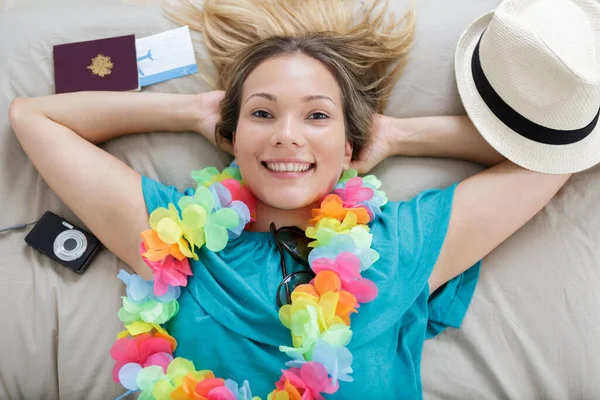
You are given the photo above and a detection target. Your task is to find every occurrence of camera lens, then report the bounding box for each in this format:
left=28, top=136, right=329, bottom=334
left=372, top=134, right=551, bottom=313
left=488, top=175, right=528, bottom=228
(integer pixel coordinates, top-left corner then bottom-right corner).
left=53, top=230, right=88, bottom=261
left=64, top=238, right=77, bottom=251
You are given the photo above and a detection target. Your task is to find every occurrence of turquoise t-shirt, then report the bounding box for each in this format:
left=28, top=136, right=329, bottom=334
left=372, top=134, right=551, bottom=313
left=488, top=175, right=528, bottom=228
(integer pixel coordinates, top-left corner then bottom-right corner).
left=140, top=176, right=481, bottom=399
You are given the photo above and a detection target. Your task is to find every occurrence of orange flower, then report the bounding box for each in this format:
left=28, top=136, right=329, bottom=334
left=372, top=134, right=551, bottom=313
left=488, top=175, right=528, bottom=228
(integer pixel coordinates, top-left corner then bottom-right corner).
left=293, top=271, right=357, bottom=325
left=170, top=372, right=220, bottom=400
left=140, top=230, right=186, bottom=262
left=170, top=374, right=204, bottom=400
left=268, top=379, right=302, bottom=400
left=310, top=195, right=370, bottom=226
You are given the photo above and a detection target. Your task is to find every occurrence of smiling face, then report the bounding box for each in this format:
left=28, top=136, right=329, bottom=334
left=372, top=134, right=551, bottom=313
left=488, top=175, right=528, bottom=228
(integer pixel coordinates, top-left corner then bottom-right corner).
left=233, top=53, right=352, bottom=210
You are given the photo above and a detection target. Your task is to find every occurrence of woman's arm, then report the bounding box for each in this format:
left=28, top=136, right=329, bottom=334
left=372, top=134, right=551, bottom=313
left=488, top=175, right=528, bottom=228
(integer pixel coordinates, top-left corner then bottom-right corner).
left=13, top=91, right=215, bottom=144
left=387, top=114, right=506, bottom=167
left=8, top=91, right=216, bottom=278
left=350, top=114, right=506, bottom=173
left=429, top=160, right=570, bottom=291
left=379, top=115, right=571, bottom=292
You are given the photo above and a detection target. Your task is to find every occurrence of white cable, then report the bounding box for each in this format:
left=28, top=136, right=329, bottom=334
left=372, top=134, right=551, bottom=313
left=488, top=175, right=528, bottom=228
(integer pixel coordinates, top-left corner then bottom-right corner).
left=0, top=221, right=38, bottom=233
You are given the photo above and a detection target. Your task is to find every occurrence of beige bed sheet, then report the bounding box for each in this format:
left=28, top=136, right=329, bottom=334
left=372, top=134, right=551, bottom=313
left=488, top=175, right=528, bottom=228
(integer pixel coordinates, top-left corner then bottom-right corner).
left=0, top=0, right=599, bottom=399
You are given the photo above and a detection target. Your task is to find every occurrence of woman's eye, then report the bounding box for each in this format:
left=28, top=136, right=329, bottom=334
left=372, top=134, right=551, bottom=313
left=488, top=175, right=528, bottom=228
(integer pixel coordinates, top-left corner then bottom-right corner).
left=252, top=110, right=272, bottom=119
left=308, top=112, right=329, bottom=120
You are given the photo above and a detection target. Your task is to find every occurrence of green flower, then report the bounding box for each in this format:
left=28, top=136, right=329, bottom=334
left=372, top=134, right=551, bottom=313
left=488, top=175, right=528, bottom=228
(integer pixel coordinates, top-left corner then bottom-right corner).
left=178, top=186, right=239, bottom=252
left=118, top=297, right=179, bottom=325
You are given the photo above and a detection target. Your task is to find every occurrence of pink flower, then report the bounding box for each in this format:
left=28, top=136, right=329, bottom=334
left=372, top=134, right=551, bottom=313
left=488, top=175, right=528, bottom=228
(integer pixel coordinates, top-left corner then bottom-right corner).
left=333, top=177, right=374, bottom=208
left=311, top=252, right=378, bottom=303
left=110, top=333, right=173, bottom=383
left=140, top=242, right=192, bottom=296
left=221, top=179, right=257, bottom=222
left=274, top=362, right=338, bottom=400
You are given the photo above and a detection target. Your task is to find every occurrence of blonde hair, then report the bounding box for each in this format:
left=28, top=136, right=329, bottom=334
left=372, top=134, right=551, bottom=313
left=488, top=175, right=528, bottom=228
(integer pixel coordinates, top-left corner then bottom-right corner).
left=163, top=0, right=415, bottom=158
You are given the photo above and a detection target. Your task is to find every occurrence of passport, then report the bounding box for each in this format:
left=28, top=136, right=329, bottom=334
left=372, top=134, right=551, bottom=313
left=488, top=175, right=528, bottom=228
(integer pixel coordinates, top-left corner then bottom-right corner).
left=53, top=34, right=140, bottom=94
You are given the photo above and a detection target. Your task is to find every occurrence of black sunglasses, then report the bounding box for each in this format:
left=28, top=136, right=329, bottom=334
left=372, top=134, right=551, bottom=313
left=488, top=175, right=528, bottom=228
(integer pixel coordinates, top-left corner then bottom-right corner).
left=270, top=222, right=316, bottom=308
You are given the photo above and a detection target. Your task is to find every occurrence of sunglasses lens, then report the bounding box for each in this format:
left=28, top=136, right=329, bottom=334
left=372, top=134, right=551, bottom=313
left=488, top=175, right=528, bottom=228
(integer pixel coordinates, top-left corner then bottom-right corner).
left=276, top=271, right=315, bottom=307
left=278, top=228, right=311, bottom=263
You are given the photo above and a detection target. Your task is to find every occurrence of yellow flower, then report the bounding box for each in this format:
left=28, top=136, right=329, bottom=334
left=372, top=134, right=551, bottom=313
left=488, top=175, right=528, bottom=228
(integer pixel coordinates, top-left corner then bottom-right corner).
left=279, top=291, right=347, bottom=352
left=305, top=213, right=371, bottom=248
left=149, top=203, right=206, bottom=260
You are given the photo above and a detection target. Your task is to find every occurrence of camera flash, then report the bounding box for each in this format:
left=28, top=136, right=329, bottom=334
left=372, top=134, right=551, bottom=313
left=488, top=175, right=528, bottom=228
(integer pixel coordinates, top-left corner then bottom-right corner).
left=62, top=221, right=74, bottom=229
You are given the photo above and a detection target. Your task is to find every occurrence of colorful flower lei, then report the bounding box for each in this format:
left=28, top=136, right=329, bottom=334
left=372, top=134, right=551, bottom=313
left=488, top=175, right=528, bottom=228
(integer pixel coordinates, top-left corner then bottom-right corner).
left=111, top=162, right=387, bottom=400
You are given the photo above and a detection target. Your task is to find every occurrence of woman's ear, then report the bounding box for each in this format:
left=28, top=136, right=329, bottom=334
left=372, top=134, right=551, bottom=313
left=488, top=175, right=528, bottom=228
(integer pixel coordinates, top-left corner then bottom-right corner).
left=343, top=141, right=353, bottom=169
left=232, top=132, right=237, bottom=156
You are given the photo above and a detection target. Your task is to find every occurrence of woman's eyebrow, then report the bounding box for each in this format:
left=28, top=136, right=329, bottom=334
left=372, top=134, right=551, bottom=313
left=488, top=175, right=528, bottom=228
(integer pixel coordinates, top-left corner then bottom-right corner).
left=245, top=93, right=336, bottom=105
left=245, top=92, right=276, bottom=104
left=303, top=95, right=336, bottom=106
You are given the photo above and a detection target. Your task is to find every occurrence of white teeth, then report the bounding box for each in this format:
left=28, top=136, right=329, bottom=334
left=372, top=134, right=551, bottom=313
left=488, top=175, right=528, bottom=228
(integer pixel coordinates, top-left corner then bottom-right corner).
left=266, top=162, right=311, bottom=172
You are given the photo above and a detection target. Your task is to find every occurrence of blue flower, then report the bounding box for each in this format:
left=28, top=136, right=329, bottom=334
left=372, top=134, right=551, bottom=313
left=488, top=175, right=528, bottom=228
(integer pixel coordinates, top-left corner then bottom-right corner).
left=117, top=270, right=180, bottom=303
left=285, top=339, right=353, bottom=386
left=208, top=182, right=251, bottom=240
left=224, top=379, right=256, bottom=400
left=308, top=235, right=379, bottom=272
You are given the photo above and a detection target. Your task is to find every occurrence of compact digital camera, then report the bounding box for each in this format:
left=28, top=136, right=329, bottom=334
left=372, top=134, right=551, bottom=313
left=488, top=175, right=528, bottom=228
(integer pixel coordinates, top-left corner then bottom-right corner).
left=25, top=211, right=101, bottom=274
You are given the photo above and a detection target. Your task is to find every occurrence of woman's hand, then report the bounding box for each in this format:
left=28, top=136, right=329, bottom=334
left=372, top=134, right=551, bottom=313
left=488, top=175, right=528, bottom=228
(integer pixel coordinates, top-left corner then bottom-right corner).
left=193, top=90, right=233, bottom=155
left=349, top=114, right=394, bottom=174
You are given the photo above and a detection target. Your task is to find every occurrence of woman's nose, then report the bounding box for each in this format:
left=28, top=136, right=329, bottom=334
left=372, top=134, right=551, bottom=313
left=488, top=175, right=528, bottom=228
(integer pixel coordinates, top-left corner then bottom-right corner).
left=271, top=115, right=305, bottom=147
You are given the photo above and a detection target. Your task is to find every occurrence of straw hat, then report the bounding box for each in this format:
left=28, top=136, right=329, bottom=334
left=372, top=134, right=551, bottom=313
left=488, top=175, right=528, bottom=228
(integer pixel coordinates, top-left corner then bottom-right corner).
left=455, top=0, right=600, bottom=174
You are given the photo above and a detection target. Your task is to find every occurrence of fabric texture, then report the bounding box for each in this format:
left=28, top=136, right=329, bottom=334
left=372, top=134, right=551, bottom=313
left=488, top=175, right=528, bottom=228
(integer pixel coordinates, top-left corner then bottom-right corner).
left=2, top=0, right=600, bottom=399
left=141, top=175, right=480, bottom=399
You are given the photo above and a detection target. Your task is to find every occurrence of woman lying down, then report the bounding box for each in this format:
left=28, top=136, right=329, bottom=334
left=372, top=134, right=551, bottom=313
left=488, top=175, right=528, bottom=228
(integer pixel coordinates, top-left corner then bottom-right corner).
left=10, top=0, right=597, bottom=398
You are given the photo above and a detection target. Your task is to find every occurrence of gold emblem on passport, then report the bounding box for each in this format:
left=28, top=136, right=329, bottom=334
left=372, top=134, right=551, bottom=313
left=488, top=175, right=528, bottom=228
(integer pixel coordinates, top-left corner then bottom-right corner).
left=87, top=54, right=113, bottom=77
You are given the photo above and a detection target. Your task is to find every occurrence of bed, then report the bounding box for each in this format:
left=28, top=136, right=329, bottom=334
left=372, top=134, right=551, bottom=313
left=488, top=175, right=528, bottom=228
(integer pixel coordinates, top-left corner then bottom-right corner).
left=1, top=0, right=599, bottom=398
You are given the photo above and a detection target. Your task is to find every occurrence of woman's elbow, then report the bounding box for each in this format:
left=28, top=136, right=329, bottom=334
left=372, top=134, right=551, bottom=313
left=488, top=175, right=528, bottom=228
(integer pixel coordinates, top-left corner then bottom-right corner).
left=8, top=97, right=46, bottom=139
left=8, top=97, right=32, bottom=133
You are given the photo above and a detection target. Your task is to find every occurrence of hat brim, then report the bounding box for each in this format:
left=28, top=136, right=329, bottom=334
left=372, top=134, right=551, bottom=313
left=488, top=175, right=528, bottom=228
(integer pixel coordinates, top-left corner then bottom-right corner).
left=455, top=12, right=600, bottom=174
